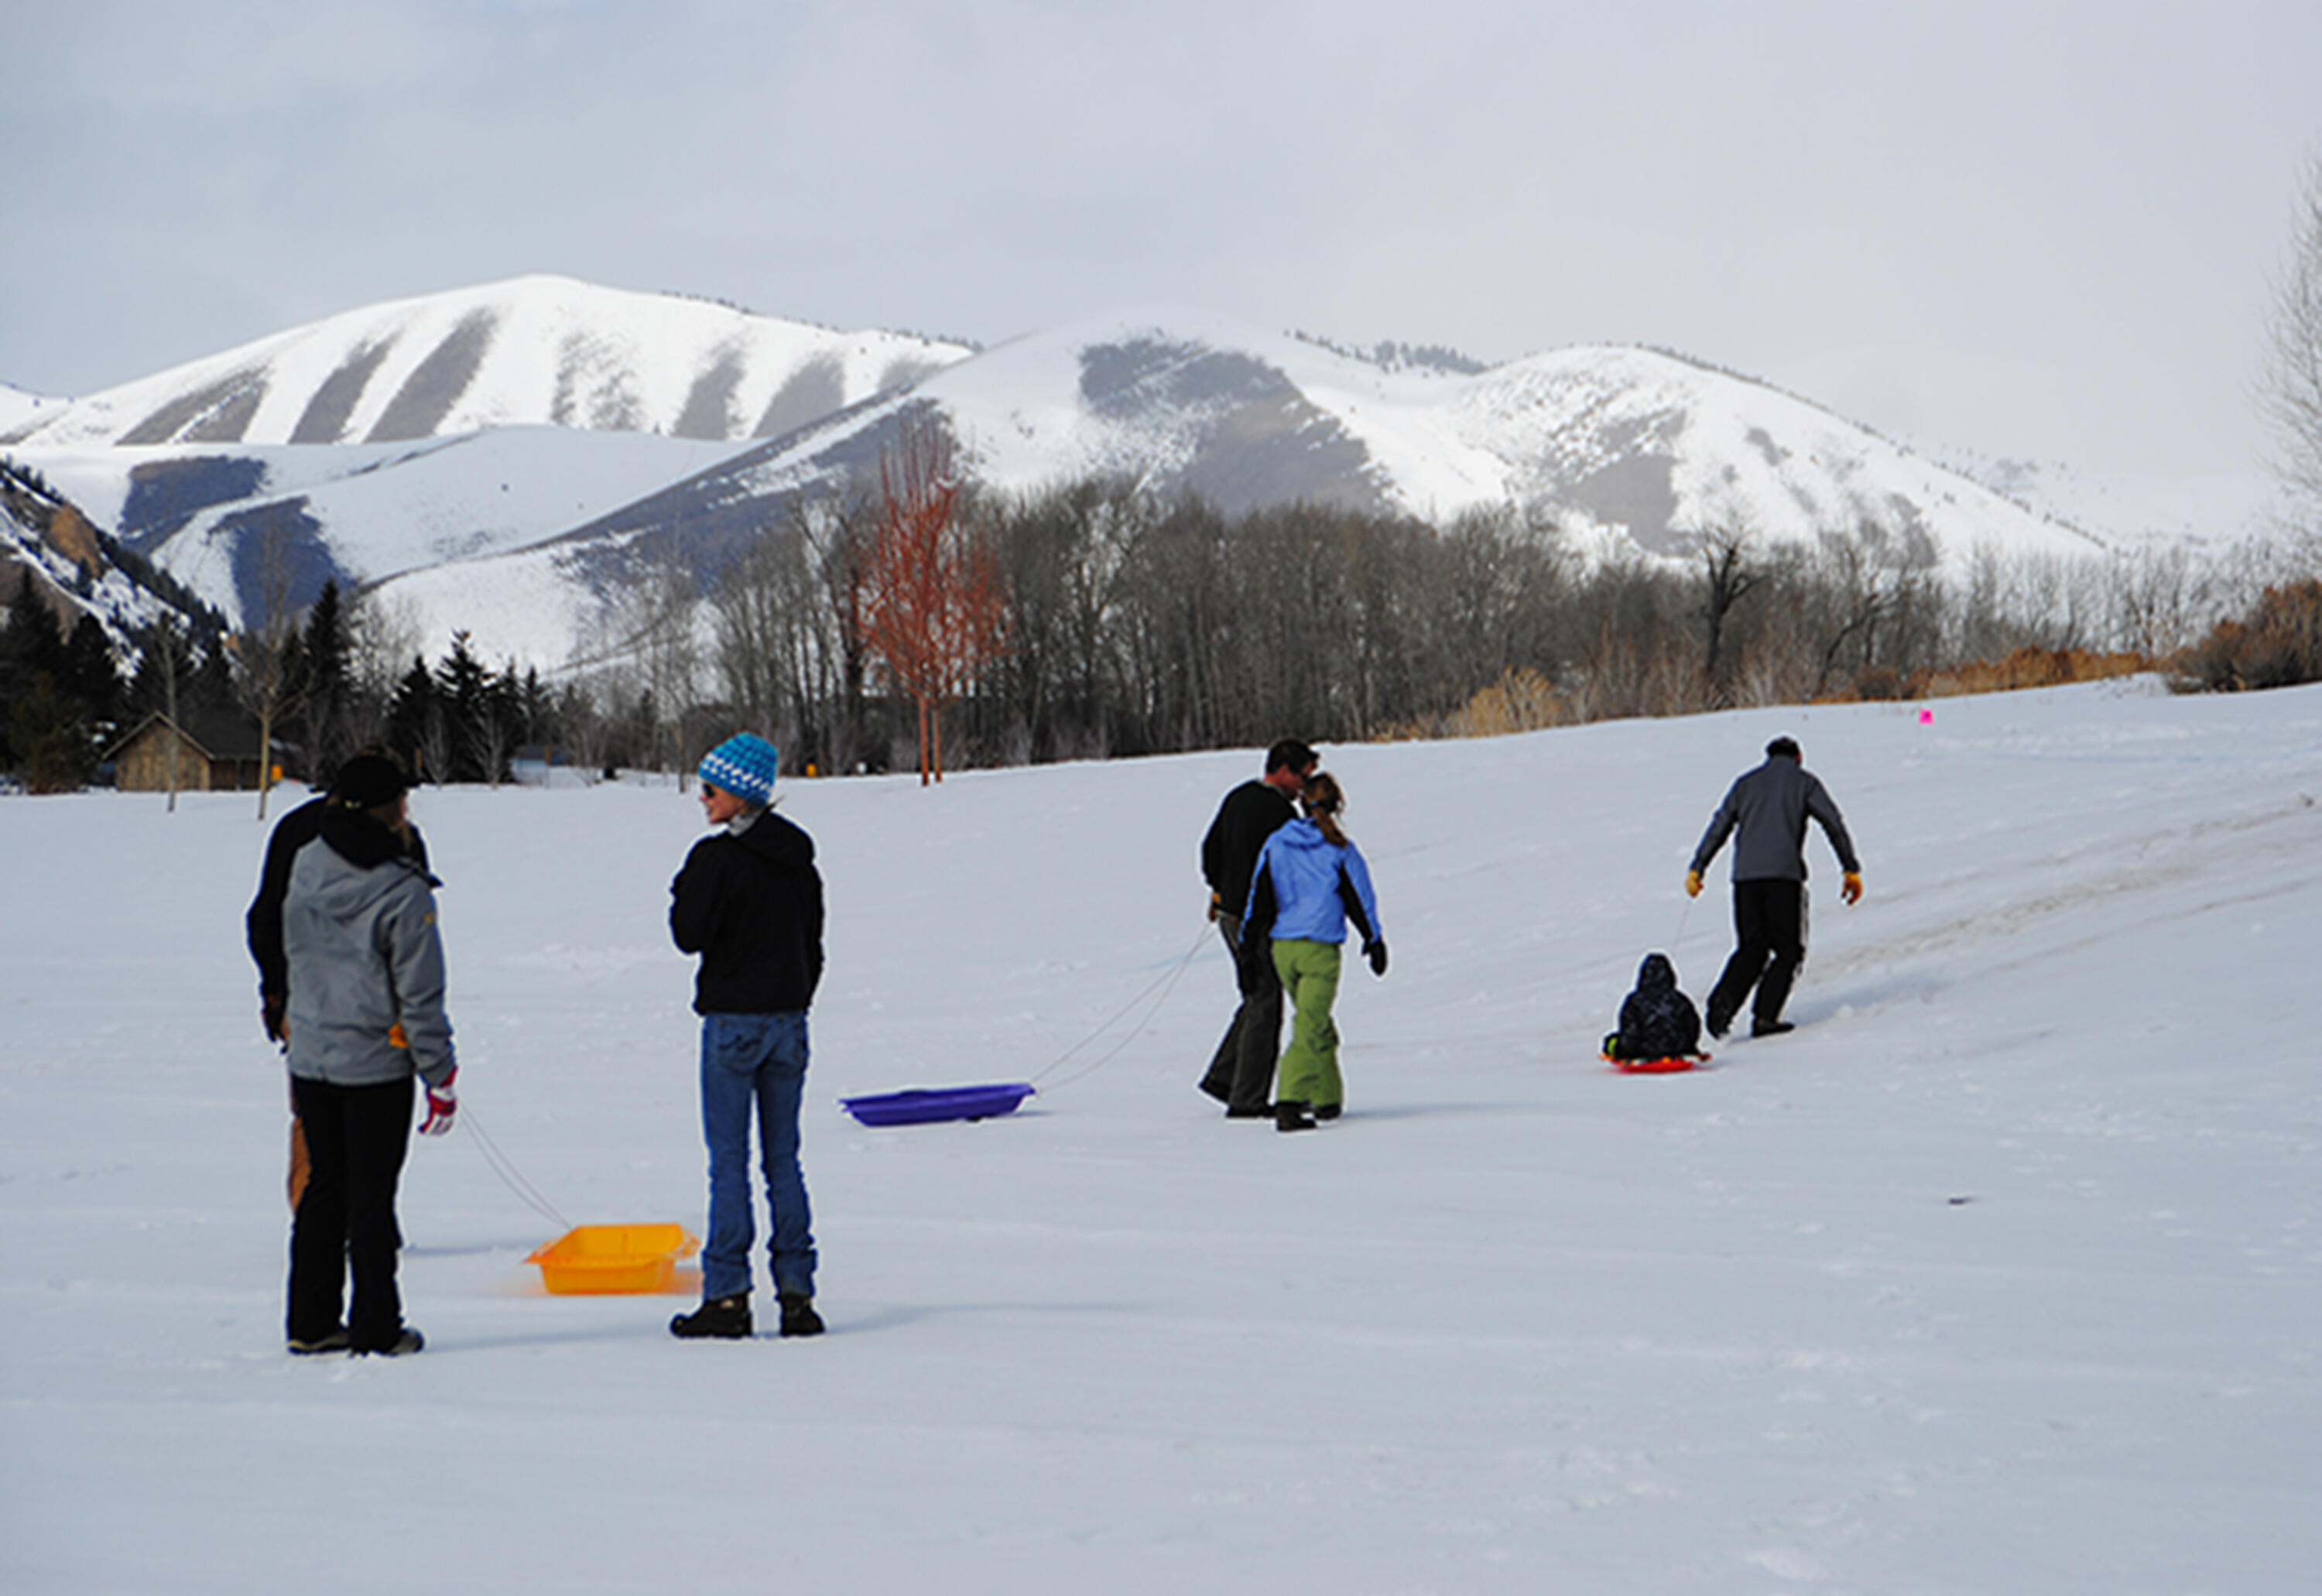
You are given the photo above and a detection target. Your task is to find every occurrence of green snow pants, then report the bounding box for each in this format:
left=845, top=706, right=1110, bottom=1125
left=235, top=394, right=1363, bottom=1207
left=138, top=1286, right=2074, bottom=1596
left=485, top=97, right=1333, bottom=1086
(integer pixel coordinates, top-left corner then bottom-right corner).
left=1271, top=938, right=1344, bottom=1109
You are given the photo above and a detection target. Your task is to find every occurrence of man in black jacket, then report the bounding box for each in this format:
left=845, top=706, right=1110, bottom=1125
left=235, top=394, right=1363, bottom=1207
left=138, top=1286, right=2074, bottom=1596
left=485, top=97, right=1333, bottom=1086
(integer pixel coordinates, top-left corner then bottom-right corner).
left=669, top=733, right=827, bottom=1341
left=1687, top=736, right=1863, bottom=1039
left=1197, top=738, right=1317, bottom=1116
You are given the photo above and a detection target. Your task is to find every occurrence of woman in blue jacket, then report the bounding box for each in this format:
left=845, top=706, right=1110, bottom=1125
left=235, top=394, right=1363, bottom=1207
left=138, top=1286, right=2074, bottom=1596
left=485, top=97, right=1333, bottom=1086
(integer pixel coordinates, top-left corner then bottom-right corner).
left=1241, top=772, right=1386, bottom=1132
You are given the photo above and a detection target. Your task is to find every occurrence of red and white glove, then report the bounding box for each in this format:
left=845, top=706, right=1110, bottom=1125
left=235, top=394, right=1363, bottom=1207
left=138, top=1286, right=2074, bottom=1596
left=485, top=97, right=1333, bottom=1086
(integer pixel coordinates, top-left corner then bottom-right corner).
left=420, top=1067, right=458, bottom=1136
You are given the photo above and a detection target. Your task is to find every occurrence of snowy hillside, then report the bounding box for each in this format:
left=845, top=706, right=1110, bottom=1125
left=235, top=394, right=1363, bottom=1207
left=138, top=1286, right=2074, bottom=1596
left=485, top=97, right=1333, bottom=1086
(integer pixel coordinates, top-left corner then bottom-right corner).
left=0, top=282, right=2152, bottom=662
left=0, top=276, right=976, bottom=449
left=1930, top=444, right=2286, bottom=548
left=728, top=310, right=2107, bottom=564
left=21, top=430, right=753, bottom=655
left=0, top=380, right=58, bottom=434
left=0, top=463, right=181, bottom=652
left=5, top=680, right=2319, bottom=1594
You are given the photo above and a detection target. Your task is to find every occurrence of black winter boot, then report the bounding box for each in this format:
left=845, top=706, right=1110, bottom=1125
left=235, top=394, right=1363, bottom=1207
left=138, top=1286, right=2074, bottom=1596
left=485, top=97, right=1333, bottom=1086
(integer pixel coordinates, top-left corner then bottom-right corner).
left=1275, top=1100, right=1317, bottom=1133
left=1751, top=1019, right=1796, bottom=1039
left=671, top=1293, right=752, bottom=1339
left=777, top=1292, right=824, bottom=1337
left=351, top=1327, right=423, bottom=1356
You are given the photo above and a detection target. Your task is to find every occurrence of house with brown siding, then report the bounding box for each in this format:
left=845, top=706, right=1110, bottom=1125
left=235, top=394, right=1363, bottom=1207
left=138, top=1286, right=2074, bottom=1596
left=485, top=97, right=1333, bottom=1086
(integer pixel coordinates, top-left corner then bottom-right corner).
left=107, top=710, right=272, bottom=792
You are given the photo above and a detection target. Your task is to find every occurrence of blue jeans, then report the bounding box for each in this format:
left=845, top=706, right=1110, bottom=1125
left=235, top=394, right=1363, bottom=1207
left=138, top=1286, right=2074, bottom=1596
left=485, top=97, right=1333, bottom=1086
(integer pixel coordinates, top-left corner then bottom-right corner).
left=698, top=1012, right=817, bottom=1300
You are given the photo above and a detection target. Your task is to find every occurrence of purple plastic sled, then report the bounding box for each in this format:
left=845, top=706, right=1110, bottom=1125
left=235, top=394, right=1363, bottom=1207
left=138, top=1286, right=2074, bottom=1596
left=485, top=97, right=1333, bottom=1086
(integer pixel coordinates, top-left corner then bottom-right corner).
left=841, top=1083, right=1036, bottom=1127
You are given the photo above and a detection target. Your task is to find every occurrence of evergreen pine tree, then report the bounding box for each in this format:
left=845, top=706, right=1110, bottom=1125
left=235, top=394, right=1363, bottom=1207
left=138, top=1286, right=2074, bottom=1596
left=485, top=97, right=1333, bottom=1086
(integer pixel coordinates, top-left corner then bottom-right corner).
left=385, top=656, right=441, bottom=781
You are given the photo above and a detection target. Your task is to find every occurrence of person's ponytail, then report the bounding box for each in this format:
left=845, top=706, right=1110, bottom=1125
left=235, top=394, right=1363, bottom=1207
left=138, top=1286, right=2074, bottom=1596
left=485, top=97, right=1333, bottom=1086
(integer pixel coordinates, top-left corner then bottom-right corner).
left=1303, top=772, right=1348, bottom=848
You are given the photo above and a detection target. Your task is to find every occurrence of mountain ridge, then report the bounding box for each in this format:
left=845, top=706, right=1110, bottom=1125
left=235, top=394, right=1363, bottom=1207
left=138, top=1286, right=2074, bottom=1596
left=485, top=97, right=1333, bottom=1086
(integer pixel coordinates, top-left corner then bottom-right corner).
left=5, top=277, right=2125, bottom=666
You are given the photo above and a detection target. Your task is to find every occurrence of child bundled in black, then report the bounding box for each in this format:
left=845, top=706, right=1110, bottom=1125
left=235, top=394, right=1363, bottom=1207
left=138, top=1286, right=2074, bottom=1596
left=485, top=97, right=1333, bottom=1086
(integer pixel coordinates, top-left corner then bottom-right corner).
left=1602, top=952, right=1704, bottom=1062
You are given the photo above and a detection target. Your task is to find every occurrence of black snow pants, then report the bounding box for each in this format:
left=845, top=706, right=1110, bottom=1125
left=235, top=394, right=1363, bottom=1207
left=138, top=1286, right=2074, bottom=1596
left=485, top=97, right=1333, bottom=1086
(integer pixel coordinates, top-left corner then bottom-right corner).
left=1705, top=878, right=1808, bottom=1033
left=1198, top=913, right=1284, bottom=1113
left=288, top=1074, right=415, bottom=1349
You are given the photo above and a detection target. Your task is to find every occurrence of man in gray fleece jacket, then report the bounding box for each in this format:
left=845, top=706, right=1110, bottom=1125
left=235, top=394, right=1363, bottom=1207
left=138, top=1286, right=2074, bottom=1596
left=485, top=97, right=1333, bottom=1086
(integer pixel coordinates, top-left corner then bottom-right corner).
left=1686, top=736, right=1863, bottom=1039
left=282, top=754, right=457, bottom=1356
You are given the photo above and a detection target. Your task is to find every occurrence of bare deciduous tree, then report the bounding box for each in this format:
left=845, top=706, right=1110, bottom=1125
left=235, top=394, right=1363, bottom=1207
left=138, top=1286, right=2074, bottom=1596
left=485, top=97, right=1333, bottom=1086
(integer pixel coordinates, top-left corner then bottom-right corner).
left=228, top=526, right=305, bottom=820
left=2261, top=152, right=2322, bottom=535
left=861, top=416, right=1009, bottom=784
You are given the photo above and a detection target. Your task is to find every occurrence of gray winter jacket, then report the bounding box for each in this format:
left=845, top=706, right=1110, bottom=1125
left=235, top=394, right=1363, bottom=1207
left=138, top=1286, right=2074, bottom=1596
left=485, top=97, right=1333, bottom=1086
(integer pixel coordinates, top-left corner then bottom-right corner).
left=283, top=817, right=457, bottom=1089
left=1690, top=756, right=1861, bottom=884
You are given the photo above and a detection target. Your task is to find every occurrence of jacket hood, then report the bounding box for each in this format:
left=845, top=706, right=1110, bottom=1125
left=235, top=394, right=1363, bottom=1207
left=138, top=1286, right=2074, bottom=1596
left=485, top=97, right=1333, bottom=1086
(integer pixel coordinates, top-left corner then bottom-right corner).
left=305, top=811, right=434, bottom=919
left=735, top=809, right=817, bottom=872
left=1636, top=952, right=1677, bottom=992
left=1272, top=817, right=1336, bottom=853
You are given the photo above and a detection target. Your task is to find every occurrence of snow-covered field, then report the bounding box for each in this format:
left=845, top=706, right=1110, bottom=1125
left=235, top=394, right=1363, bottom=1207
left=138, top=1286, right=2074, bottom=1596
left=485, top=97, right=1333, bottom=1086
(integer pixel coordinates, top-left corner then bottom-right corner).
left=5, top=680, right=2320, bottom=1594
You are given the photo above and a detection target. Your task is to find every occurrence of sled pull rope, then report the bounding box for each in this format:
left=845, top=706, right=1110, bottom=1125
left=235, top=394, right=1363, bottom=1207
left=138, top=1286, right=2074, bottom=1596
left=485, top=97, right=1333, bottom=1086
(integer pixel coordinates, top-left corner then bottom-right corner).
left=459, top=1105, right=574, bottom=1233
left=1029, top=924, right=1212, bottom=1093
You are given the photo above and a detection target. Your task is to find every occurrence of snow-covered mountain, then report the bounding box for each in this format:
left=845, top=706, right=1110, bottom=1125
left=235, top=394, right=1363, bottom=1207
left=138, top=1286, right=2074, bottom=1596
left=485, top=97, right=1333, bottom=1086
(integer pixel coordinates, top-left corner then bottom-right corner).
left=0, top=276, right=976, bottom=450
left=0, top=461, right=187, bottom=656
left=0, top=380, right=57, bottom=434
left=1926, top=444, right=2285, bottom=549
left=6, top=281, right=2118, bottom=666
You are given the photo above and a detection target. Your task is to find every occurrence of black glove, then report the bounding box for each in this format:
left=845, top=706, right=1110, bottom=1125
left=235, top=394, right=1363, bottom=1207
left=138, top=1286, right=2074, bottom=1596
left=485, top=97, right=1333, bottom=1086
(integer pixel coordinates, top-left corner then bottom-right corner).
left=1365, top=940, right=1389, bottom=977
left=262, top=992, right=287, bottom=1043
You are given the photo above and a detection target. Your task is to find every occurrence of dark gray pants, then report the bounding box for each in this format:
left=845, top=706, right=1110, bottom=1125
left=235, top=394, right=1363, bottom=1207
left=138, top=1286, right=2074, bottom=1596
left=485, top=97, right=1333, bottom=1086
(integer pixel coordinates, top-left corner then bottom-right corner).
left=1198, top=913, right=1283, bottom=1112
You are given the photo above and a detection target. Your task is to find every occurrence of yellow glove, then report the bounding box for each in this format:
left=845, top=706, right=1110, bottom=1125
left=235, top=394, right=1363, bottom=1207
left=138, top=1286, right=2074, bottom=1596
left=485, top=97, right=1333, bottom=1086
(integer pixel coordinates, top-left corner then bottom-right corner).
left=1683, top=870, right=1704, bottom=899
left=1842, top=872, right=1863, bottom=906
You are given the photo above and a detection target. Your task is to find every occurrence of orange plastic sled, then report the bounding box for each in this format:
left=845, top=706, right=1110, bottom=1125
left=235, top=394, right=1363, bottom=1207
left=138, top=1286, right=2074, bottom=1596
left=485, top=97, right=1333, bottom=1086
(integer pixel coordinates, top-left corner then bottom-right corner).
left=527, top=1224, right=700, bottom=1294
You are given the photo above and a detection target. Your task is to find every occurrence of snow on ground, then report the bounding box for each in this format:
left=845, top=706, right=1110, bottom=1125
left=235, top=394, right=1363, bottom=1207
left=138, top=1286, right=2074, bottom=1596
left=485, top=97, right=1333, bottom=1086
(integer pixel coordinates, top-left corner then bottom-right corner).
left=5, top=680, right=2320, bottom=1594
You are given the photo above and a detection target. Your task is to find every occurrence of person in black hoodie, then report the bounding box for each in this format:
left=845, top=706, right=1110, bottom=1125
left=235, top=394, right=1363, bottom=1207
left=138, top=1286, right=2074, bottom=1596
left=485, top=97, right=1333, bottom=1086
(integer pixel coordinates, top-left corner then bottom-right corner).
left=668, top=734, right=827, bottom=1341
left=1196, top=738, right=1317, bottom=1117
left=1602, top=952, right=1703, bottom=1062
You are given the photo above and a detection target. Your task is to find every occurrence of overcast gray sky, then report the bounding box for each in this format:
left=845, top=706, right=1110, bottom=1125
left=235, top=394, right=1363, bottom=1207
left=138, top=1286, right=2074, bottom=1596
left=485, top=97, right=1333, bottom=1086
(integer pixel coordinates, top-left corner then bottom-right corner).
left=5, top=0, right=2317, bottom=481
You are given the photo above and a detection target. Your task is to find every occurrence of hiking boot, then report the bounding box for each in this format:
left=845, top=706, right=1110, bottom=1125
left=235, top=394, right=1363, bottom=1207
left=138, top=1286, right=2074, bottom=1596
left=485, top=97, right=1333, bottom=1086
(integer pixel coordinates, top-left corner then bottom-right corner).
left=352, top=1327, right=424, bottom=1356
left=671, top=1293, right=752, bottom=1340
left=777, top=1292, right=825, bottom=1338
left=1706, top=1011, right=1733, bottom=1041
left=1312, top=1103, right=1343, bottom=1122
left=1751, top=1019, right=1796, bottom=1039
left=1275, top=1101, right=1317, bottom=1133
left=1224, top=1105, right=1270, bottom=1119
left=287, top=1328, right=349, bottom=1356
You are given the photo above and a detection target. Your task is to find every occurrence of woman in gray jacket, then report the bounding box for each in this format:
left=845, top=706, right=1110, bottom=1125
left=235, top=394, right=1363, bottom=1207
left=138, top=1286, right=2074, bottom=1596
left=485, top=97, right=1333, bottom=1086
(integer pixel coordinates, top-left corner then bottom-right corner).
left=281, top=755, right=457, bottom=1356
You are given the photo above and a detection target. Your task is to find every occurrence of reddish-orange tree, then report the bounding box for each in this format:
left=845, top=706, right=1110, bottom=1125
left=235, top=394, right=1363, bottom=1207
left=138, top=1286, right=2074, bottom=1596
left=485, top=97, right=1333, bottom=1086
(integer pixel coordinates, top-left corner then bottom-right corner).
left=861, top=417, right=1010, bottom=783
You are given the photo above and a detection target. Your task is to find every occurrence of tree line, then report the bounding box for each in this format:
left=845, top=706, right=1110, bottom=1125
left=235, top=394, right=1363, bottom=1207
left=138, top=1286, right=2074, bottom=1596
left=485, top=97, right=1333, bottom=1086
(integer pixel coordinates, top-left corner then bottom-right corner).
left=537, top=477, right=2320, bottom=783
left=7, top=477, right=2319, bottom=796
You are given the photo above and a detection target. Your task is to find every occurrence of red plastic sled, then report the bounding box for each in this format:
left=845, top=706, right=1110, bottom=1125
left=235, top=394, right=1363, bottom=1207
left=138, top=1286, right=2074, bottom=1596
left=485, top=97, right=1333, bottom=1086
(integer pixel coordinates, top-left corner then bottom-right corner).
left=1603, top=1052, right=1706, bottom=1074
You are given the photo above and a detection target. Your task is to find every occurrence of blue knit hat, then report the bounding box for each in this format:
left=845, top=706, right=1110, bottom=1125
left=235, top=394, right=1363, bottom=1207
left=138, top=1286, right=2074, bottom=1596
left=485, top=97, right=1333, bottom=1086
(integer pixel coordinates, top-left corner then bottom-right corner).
left=699, top=734, right=779, bottom=807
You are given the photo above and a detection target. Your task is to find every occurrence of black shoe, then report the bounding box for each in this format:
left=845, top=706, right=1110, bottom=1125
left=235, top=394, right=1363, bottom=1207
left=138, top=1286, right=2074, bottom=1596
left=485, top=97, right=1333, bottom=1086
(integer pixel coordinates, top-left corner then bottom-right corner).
left=1312, top=1103, right=1342, bottom=1122
left=1224, top=1105, right=1270, bottom=1119
left=1751, top=1019, right=1796, bottom=1039
left=1706, top=1012, right=1732, bottom=1040
left=777, top=1292, right=825, bottom=1338
left=671, top=1294, right=752, bottom=1339
left=1275, top=1101, right=1317, bottom=1133
left=287, top=1328, right=349, bottom=1356
left=351, top=1327, right=423, bottom=1357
